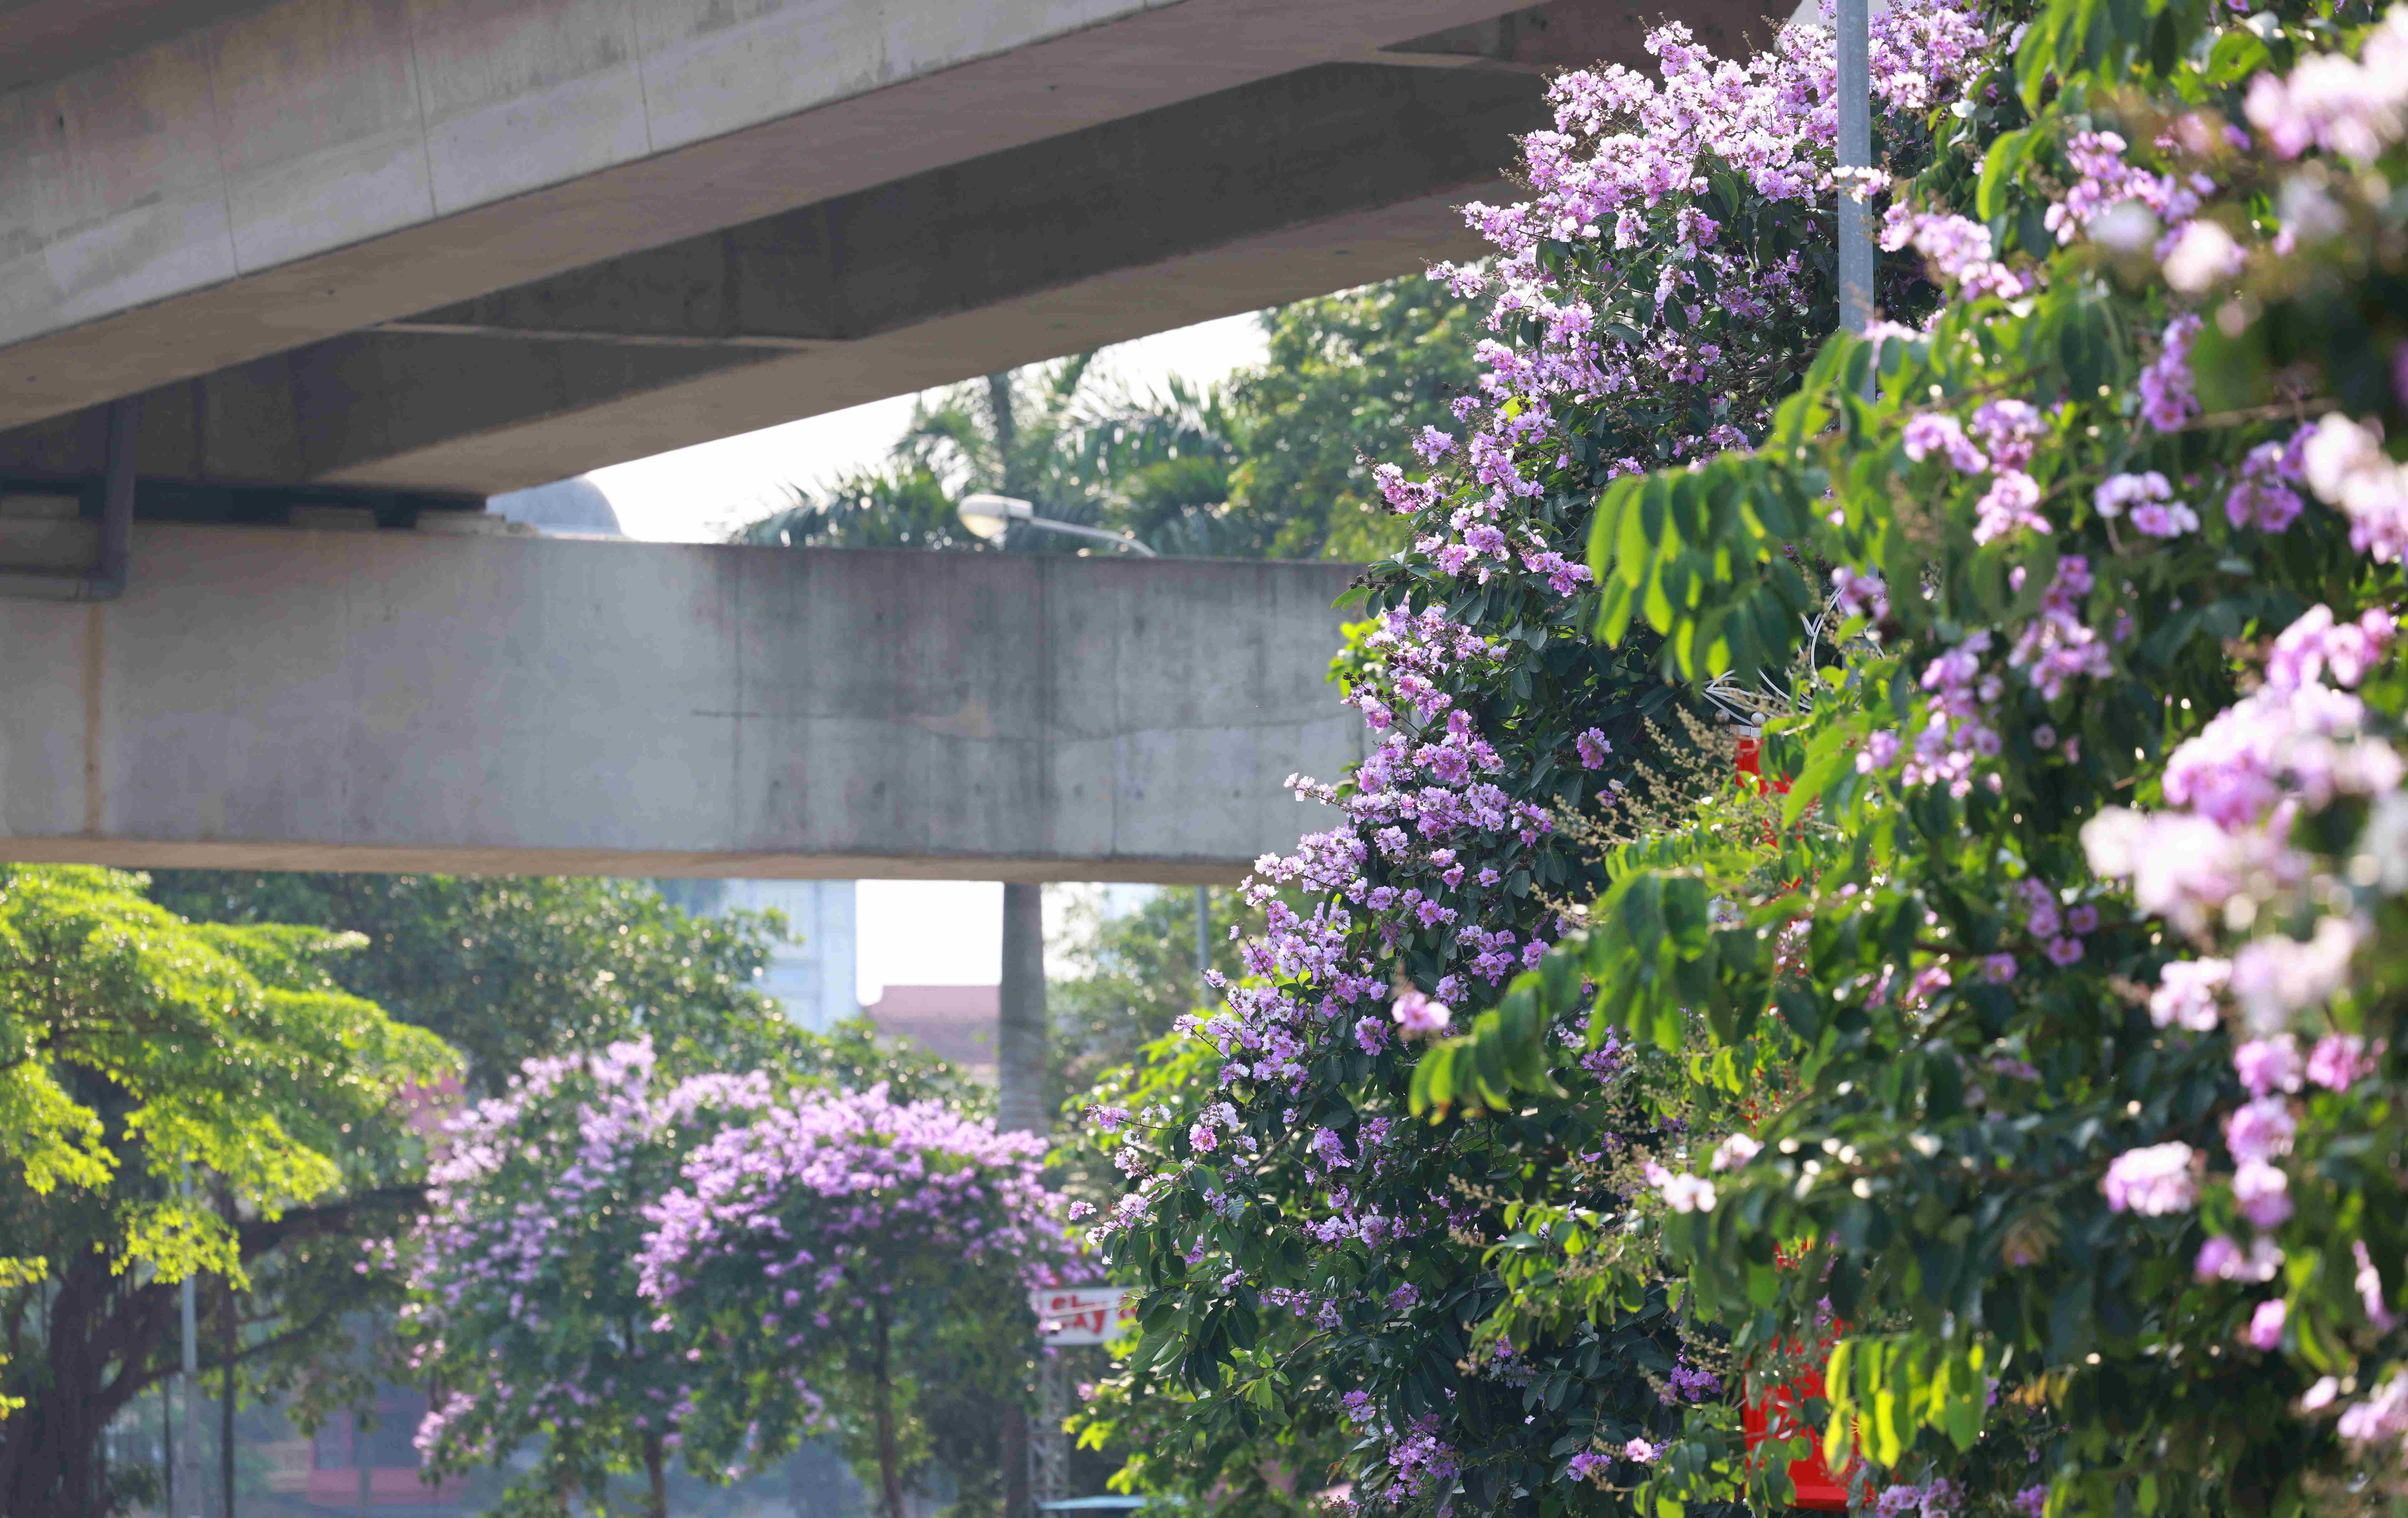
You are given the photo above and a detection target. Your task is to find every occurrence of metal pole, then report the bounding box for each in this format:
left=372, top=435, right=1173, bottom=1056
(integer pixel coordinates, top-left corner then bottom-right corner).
left=181, top=1168, right=198, bottom=1518
left=221, top=1269, right=236, bottom=1518
left=163, top=1372, right=175, bottom=1518
left=1836, top=0, right=1874, bottom=335
left=1194, top=886, right=1210, bottom=984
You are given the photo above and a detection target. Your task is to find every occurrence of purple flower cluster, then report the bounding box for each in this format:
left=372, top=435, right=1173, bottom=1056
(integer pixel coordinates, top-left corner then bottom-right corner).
left=636, top=1085, right=1059, bottom=1306
left=2244, top=10, right=2408, bottom=162
left=403, top=1039, right=780, bottom=1469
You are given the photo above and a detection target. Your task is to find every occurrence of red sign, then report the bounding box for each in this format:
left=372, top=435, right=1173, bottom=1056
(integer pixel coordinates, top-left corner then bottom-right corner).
left=1733, top=737, right=1793, bottom=796
left=1741, top=1356, right=1849, bottom=1510
left=1031, top=1286, right=1136, bottom=1345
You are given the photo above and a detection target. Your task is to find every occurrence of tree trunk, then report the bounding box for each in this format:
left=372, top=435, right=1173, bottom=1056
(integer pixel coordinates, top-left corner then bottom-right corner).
left=0, top=1178, right=413, bottom=1518
left=871, top=1303, right=907, bottom=1518
left=0, top=1249, right=154, bottom=1518
left=996, top=883, right=1048, bottom=1137
left=986, top=372, right=1020, bottom=496
left=644, top=1430, right=669, bottom=1518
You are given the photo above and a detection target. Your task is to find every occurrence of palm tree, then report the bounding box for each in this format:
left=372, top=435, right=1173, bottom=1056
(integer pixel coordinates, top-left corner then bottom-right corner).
left=734, top=358, right=1263, bottom=557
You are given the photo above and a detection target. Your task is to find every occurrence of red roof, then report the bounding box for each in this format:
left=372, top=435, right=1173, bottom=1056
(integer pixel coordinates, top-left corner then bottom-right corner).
left=864, top=984, right=999, bottom=1080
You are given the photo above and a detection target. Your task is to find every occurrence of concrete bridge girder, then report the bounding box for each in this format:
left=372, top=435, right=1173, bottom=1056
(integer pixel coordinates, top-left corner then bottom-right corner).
left=0, top=0, right=1596, bottom=433
left=0, top=521, right=1364, bottom=883
left=0, top=0, right=1778, bottom=498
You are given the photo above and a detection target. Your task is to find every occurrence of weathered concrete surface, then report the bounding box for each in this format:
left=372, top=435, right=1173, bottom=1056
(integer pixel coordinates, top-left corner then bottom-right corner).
left=0, top=0, right=1781, bottom=497
left=0, top=522, right=1363, bottom=882
left=0, top=0, right=274, bottom=90
left=1377, top=0, right=1733, bottom=68
left=0, top=0, right=1581, bottom=435
left=0, top=61, right=1552, bottom=492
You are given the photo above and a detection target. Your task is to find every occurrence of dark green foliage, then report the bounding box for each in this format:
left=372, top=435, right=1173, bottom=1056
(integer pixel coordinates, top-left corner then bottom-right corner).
left=733, top=282, right=1490, bottom=563
left=0, top=867, right=455, bottom=1518
left=148, top=871, right=794, bottom=1095
left=1223, top=280, right=1482, bottom=561
left=1047, top=887, right=1251, bottom=1109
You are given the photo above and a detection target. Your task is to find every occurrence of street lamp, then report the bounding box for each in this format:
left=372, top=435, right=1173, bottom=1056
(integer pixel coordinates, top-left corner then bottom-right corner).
left=957, top=493, right=1156, bottom=556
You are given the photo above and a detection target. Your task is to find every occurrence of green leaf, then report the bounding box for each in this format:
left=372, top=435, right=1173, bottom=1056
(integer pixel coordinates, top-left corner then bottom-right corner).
left=1977, top=128, right=2037, bottom=222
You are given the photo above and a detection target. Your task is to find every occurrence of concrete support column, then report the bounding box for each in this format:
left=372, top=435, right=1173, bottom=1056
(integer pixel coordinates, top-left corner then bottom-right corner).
left=997, top=883, right=1049, bottom=1136
left=996, top=879, right=1047, bottom=1518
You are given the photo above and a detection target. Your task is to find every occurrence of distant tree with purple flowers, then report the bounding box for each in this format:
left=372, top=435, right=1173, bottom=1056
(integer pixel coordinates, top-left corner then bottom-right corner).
left=635, top=1087, right=1069, bottom=1518
left=402, top=1027, right=994, bottom=1518
left=402, top=1039, right=773, bottom=1518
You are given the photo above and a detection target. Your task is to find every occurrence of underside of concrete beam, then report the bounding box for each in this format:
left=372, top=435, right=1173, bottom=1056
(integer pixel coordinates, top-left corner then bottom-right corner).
left=0, top=0, right=1772, bottom=498
left=0, top=0, right=1552, bottom=434
left=0, top=523, right=1362, bottom=883
left=0, top=61, right=1551, bottom=493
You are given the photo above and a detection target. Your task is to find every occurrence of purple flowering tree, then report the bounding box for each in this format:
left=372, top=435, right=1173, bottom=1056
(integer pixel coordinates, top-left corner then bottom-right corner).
left=1058, top=2, right=2005, bottom=1511
left=1397, top=0, right=2408, bottom=1511
left=1062, top=0, right=2408, bottom=1510
left=401, top=1039, right=777, bottom=1517
left=635, top=1087, right=1068, bottom=1518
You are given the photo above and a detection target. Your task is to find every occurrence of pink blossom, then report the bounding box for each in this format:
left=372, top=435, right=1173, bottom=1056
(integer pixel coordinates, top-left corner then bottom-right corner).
left=2233, top=1036, right=2305, bottom=1098
left=2242, top=11, right=2408, bottom=161
left=2223, top=1097, right=2296, bottom=1166
left=2306, top=1032, right=2373, bottom=1090
left=1710, top=1134, right=1762, bottom=1171
left=1391, top=989, right=1453, bottom=1038
left=1643, top=1161, right=1718, bottom=1213
left=2302, top=413, right=2408, bottom=562
left=2195, top=1234, right=2283, bottom=1282
left=2243, top=1298, right=2288, bottom=1350
left=2233, top=1160, right=2293, bottom=1227
left=1903, top=413, right=1990, bottom=472
left=2101, top=1141, right=2197, bottom=1215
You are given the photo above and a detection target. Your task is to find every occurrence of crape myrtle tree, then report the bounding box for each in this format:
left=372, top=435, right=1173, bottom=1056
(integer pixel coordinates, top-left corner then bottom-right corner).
left=0, top=867, right=455, bottom=1518
left=402, top=1038, right=771, bottom=1518
left=633, top=1087, right=1071, bottom=1518
left=402, top=1027, right=997, bottom=1518
left=1066, top=5, right=1990, bottom=1513
left=1057, top=0, right=2408, bottom=1513
left=1419, top=0, right=2408, bottom=1510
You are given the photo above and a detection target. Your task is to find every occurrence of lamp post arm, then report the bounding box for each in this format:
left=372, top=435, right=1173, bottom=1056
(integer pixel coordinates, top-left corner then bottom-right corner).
left=1023, top=517, right=1157, bottom=556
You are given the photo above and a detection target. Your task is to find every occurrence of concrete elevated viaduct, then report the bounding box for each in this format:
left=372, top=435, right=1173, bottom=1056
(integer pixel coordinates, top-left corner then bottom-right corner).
left=0, top=0, right=1781, bottom=885
left=0, top=0, right=1772, bottom=501
left=0, top=509, right=1362, bottom=882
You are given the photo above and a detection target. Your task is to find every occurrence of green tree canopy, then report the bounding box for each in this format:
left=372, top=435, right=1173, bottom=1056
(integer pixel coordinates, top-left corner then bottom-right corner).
left=147, top=872, right=795, bottom=1095
left=1222, top=277, right=1480, bottom=562
left=0, top=866, right=456, bottom=1518
left=1045, top=887, right=1252, bottom=1111
left=733, top=280, right=1480, bottom=563
left=737, top=361, right=1241, bottom=557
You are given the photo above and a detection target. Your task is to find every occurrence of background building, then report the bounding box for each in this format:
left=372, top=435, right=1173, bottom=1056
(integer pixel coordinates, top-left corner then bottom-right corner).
left=659, top=878, right=861, bottom=1033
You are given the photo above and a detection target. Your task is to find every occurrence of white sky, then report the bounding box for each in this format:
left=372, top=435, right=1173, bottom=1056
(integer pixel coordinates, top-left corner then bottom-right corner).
left=570, top=313, right=1264, bottom=1002
left=855, top=881, right=1002, bottom=1001
left=851, top=882, right=1161, bottom=1005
